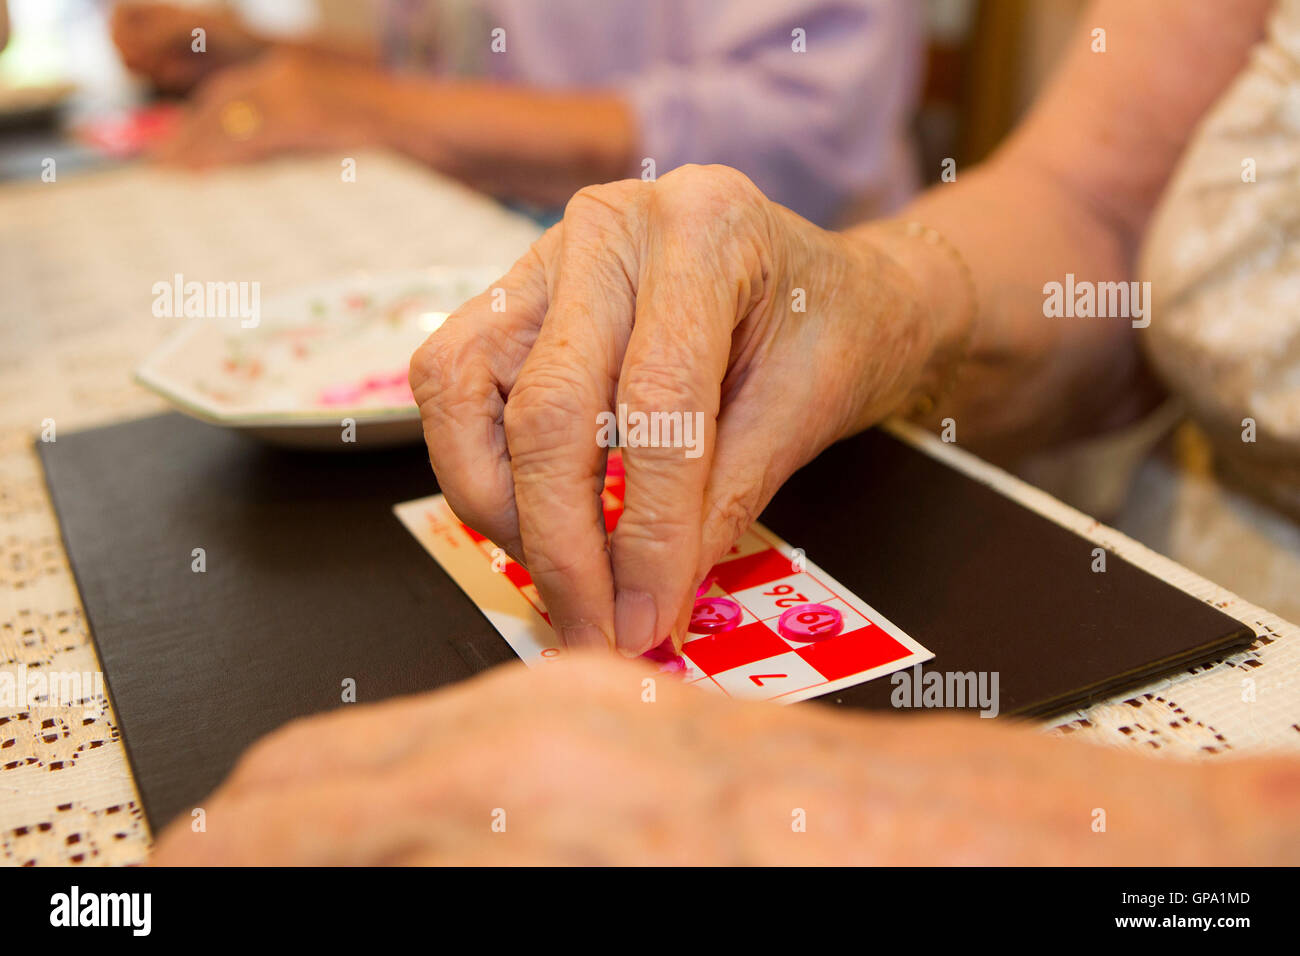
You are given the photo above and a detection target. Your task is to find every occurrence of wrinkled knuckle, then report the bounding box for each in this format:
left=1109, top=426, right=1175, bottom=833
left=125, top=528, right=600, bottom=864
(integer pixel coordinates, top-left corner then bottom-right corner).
left=655, top=164, right=763, bottom=221
left=709, top=488, right=760, bottom=546
left=565, top=182, right=619, bottom=216
left=561, top=183, right=649, bottom=263
left=661, top=162, right=757, bottom=192
left=616, top=469, right=701, bottom=539
left=564, top=180, right=643, bottom=222
left=521, top=544, right=586, bottom=580
left=617, top=506, right=695, bottom=550
left=504, top=370, right=593, bottom=458
left=409, top=329, right=465, bottom=405
left=620, top=361, right=702, bottom=413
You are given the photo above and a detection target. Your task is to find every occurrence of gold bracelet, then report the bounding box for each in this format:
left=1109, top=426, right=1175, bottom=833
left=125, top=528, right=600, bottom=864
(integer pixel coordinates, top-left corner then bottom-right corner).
left=890, top=220, right=977, bottom=418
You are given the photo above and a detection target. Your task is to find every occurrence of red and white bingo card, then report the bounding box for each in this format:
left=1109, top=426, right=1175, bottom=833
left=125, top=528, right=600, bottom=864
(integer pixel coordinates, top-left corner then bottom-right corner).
left=394, top=455, right=933, bottom=704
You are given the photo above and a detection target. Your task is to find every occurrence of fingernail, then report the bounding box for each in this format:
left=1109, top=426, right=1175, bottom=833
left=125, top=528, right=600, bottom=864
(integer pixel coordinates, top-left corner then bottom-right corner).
left=560, top=624, right=610, bottom=652
left=615, top=590, right=658, bottom=657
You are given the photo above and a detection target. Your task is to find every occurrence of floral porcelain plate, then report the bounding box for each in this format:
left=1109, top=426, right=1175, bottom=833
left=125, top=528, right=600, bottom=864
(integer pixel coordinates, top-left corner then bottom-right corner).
left=135, top=267, right=500, bottom=449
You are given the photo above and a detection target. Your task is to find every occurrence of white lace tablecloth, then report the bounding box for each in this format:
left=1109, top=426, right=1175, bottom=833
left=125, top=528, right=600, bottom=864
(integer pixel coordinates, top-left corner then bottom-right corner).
left=1, top=153, right=1297, bottom=866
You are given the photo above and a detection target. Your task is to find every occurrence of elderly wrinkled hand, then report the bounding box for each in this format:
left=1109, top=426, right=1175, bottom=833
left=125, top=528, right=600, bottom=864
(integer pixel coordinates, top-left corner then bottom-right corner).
left=410, top=165, right=962, bottom=657
left=149, top=654, right=1277, bottom=865
left=112, top=1, right=262, bottom=94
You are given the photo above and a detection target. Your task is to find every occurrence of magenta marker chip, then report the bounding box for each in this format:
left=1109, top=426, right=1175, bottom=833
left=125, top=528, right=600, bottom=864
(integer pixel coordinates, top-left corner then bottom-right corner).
left=640, top=640, right=686, bottom=676
left=778, top=603, right=843, bottom=642
left=689, top=597, right=742, bottom=634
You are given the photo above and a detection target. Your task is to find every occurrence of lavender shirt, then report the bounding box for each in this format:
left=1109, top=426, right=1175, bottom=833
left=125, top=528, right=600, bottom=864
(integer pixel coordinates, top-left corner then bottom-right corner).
left=383, top=0, right=924, bottom=226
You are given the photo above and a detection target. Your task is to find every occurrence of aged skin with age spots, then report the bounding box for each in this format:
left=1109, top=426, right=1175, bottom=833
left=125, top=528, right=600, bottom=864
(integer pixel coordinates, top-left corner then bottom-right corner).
left=411, top=166, right=946, bottom=658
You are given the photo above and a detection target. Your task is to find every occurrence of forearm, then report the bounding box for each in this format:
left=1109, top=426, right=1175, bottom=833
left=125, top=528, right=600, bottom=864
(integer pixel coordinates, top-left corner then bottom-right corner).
left=850, top=0, right=1271, bottom=457
left=213, top=2, right=377, bottom=66
left=263, top=33, right=379, bottom=66
left=866, top=161, right=1146, bottom=456
left=375, top=77, right=637, bottom=206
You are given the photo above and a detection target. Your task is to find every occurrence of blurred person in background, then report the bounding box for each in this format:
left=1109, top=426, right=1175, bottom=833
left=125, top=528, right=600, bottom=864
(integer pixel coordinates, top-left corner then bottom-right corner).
left=111, top=0, right=924, bottom=225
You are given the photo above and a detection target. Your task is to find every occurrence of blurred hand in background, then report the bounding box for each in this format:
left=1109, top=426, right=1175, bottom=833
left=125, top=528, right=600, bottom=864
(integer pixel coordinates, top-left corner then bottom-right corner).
left=150, top=49, right=388, bottom=166
left=112, top=1, right=265, bottom=94
left=111, top=0, right=923, bottom=224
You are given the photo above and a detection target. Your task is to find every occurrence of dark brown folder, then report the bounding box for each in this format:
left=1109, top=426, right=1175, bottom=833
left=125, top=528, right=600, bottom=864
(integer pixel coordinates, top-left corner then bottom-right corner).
left=39, top=414, right=1254, bottom=831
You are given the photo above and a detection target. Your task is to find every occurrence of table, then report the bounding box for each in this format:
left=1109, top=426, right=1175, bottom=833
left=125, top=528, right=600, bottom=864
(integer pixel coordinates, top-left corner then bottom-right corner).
left=2, top=151, right=1297, bottom=866
left=0, top=151, right=541, bottom=864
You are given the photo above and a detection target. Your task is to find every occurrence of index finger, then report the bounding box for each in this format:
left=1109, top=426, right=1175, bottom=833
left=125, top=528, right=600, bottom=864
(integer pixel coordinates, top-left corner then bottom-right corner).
left=502, top=183, right=645, bottom=652
left=608, top=176, right=765, bottom=656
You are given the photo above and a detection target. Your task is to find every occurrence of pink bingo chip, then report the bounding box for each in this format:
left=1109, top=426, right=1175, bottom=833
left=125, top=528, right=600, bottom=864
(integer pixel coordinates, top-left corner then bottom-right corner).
left=688, top=597, right=742, bottom=635
left=641, top=639, right=687, bottom=676
left=778, top=603, right=843, bottom=643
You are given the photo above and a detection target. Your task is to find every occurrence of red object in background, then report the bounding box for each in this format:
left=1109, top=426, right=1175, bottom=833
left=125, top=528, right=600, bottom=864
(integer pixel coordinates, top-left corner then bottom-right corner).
left=75, top=103, right=184, bottom=158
